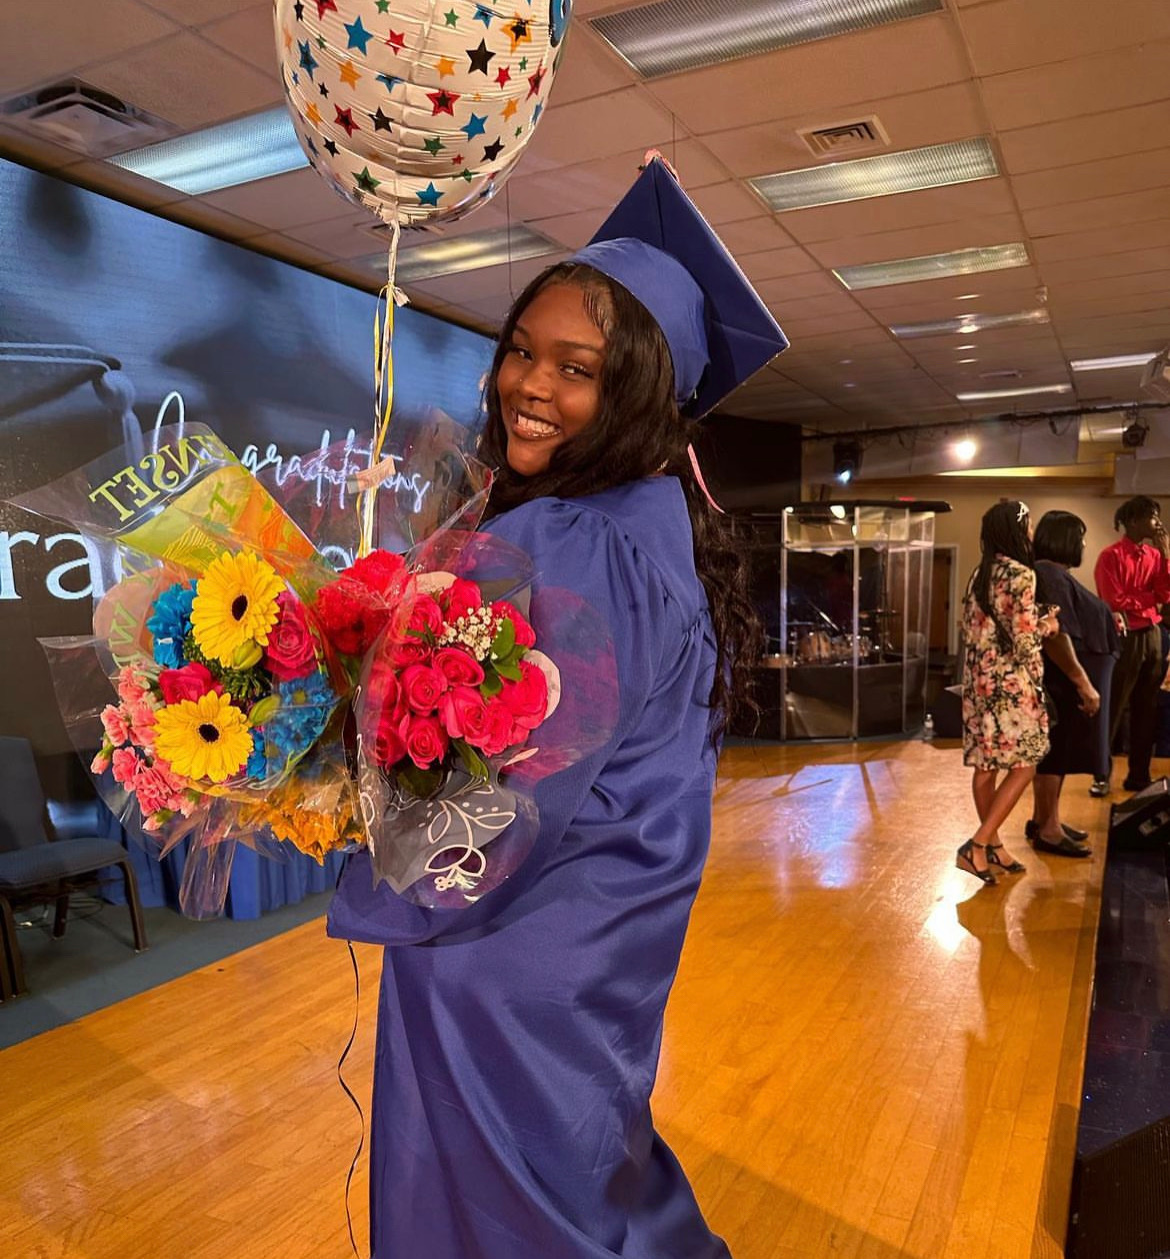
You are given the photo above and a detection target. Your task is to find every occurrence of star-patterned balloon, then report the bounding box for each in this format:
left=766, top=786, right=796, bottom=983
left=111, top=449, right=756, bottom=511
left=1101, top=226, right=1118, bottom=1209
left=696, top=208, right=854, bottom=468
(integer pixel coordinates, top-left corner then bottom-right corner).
left=275, top=0, right=574, bottom=228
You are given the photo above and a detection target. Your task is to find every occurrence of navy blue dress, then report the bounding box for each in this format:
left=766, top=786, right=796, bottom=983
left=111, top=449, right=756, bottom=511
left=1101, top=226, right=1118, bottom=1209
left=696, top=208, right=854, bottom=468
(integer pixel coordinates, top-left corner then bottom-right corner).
left=328, top=476, right=731, bottom=1258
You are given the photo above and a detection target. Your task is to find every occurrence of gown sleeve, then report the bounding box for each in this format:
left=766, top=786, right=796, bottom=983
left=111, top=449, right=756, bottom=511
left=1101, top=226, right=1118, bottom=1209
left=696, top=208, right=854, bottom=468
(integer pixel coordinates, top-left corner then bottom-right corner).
left=326, top=496, right=679, bottom=947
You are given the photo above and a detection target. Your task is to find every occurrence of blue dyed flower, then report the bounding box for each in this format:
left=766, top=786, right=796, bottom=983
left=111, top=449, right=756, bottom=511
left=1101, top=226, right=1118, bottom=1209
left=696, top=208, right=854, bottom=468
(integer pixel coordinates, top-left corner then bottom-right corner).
left=246, top=729, right=267, bottom=780
left=269, top=672, right=335, bottom=759
left=147, top=582, right=196, bottom=669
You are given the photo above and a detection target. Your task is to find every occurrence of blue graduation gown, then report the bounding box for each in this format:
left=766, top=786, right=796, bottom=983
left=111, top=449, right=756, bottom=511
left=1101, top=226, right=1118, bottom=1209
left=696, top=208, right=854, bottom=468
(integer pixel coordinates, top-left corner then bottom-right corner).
left=328, top=476, right=731, bottom=1258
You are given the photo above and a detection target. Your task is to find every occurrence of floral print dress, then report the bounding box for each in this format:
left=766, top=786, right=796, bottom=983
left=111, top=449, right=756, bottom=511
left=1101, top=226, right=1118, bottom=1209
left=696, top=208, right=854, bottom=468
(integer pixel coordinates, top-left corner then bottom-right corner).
left=961, top=555, right=1050, bottom=769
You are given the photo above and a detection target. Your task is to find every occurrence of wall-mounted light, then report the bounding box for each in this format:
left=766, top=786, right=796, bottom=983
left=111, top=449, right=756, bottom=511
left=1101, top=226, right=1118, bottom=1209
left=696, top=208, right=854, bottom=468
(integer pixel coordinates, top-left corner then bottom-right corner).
left=833, top=438, right=862, bottom=483
left=953, top=437, right=978, bottom=462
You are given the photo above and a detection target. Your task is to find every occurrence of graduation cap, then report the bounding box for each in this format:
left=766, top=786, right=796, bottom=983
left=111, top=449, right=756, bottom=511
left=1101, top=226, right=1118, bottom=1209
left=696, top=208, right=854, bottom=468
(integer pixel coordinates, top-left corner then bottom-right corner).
left=567, top=154, right=788, bottom=418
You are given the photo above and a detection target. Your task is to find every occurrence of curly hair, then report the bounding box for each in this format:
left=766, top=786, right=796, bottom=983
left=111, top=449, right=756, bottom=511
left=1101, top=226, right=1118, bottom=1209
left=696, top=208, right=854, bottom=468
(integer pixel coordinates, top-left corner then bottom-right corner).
left=1114, top=495, right=1161, bottom=532
left=477, top=261, right=763, bottom=742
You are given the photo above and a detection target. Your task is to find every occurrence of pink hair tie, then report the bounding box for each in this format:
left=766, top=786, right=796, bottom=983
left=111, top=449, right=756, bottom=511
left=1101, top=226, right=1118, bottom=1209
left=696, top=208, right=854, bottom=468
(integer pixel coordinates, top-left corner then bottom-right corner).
left=687, top=443, right=724, bottom=514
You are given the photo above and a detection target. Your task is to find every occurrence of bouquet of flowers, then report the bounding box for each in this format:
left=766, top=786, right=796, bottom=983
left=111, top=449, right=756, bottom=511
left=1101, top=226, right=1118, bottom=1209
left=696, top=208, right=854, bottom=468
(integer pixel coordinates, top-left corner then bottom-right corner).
left=92, top=549, right=341, bottom=832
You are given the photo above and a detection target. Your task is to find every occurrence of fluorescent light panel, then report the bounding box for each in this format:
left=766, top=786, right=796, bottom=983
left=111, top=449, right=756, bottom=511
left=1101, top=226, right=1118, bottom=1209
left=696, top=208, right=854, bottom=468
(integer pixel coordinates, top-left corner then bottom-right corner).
left=1070, top=352, right=1159, bottom=371
left=957, top=384, right=1071, bottom=402
left=834, top=242, right=1028, bottom=291
left=108, top=106, right=307, bottom=194
left=890, top=308, right=1050, bottom=339
left=393, top=225, right=561, bottom=283
left=751, top=137, right=998, bottom=213
left=590, top=0, right=942, bottom=78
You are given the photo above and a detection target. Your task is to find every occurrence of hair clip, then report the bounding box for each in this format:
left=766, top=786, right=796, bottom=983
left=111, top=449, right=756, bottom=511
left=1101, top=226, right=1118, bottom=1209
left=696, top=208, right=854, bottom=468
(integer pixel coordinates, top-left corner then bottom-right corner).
left=1017, top=501, right=1029, bottom=523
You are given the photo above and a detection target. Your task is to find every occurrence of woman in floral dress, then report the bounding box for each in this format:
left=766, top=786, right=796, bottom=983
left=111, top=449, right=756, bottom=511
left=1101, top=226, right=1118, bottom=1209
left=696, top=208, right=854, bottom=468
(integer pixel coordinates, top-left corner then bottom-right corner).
left=959, top=501, right=1059, bottom=884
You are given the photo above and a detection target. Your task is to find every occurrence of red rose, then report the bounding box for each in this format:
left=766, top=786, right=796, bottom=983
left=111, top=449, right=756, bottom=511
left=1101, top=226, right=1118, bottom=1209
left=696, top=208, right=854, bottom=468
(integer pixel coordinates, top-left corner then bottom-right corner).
left=374, top=705, right=407, bottom=767
left=491, top=600, right=536, bottom=648
left=345, top=549, right=407, bottom=596
left=158, top=661, right=222, bottom=705
left=401, top=663, right=447, bottom=714
left=441, top=578, right=483, bottom=623
left=264, top=592, right=318, bottom=681
left=407, top=593, right=444, bottom=638
left=388, top=638, right=431, bottom=667
left=400, top=713, right=448, bottom=768
left=478, top=697, right=517, bottom=757
left=433, top=646, right=484, bottom=687
left=499, top=660, right=548, bottom=730
left=438, top=686, right=489, bottom=742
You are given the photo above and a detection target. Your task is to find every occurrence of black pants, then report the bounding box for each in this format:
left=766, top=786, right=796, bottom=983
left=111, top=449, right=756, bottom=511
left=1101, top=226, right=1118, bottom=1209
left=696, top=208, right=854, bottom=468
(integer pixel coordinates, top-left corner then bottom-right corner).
left=1108, top=624, right=1164, bottom=784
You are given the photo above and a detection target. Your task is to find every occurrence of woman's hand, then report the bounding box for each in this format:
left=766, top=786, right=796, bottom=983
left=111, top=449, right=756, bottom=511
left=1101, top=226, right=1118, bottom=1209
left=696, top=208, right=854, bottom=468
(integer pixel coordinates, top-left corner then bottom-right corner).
left=1038, top=606, right=1060, bottom=638
left=1076, top=676, right=1101, bottom=717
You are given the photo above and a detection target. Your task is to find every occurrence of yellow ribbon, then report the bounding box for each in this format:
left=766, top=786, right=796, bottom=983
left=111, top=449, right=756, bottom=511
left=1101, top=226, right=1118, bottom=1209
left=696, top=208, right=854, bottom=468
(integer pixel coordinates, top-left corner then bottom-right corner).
left=358, top=219, right=405, bottom=558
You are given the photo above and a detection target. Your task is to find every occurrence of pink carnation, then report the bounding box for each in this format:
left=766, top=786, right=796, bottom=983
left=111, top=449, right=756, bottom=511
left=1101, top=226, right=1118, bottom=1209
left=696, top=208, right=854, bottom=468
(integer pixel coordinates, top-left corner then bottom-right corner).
left=90, top=751, right=112, bottom=775
left=116, top=667, right=151, bottom=708
left=133, top=762, right=187, bottom=815
left=111, top=747, right=143, bottom=786
left=100, top=704, right=130, bottom=746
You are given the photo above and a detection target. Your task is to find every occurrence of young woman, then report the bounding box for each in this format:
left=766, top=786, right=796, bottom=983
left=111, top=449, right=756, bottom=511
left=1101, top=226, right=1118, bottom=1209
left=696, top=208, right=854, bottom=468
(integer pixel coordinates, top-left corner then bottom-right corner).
left=959, top=501, right=1059, bottom=884
left=1027, top=510, right=1116, bottom=856
left=327, top=159, right=785, bottom=1258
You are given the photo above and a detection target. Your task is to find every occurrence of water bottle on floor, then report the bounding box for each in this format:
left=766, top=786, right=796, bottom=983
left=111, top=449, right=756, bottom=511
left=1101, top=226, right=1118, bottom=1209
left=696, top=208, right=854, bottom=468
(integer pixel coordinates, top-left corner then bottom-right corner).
left=922, top=713, right=935, bottom=741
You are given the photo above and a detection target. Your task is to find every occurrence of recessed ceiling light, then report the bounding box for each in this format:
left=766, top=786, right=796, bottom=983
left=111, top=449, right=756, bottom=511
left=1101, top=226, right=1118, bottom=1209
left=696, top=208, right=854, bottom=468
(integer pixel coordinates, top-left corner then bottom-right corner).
left=956, top=344, right=977, bottom=350
left=833, top=243, right=1027, bottom=291
left=958, top=358, right=977, bottom=363
left=750, top=137, right=998, bottom=213
left=1070, top=352, right=1160, bottom=371
left=955, top=293, right=980, bottom=301
left=890, top=308, right=1050, bottom=339
left=589, top=0, right=943, bottom=78
left=390, top=225, right=562, bottom=283
left=107, top=105, right=307, bottom=194
left=956, top=384, right=1072, bottom=402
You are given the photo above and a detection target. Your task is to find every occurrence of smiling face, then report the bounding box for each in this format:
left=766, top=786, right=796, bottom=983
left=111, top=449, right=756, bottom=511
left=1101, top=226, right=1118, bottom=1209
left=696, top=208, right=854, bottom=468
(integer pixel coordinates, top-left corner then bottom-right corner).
left=495, top=281, right=606, bottom=477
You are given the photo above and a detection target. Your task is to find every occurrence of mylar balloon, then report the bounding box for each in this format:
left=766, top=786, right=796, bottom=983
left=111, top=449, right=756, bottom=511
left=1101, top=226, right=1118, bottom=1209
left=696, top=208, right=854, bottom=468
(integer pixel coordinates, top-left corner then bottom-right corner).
left=275, top=0, right=574, bottom=228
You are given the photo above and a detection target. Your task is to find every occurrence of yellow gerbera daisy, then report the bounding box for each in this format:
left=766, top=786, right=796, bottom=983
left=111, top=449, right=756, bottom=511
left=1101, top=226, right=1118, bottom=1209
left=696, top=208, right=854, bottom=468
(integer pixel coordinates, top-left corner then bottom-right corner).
left=191, top=550, right=283, bottom=667
left=153, top=691, right=253, bottom=783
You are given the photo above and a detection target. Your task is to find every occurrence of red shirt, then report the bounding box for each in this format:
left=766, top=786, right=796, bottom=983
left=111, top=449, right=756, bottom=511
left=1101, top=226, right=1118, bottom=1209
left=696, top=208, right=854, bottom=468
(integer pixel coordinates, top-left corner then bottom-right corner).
left=1094, top=536, right=1170, bottom=628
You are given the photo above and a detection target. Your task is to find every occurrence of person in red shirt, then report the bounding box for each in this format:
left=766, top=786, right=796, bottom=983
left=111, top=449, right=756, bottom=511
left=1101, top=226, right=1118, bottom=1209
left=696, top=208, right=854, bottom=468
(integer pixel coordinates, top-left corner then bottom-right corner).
left=1094, top=495, right=1170, bottom=793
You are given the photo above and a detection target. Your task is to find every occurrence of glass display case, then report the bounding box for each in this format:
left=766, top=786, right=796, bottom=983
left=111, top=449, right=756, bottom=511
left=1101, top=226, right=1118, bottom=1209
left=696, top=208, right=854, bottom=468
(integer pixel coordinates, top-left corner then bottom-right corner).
left=736, top=501, right=947, bottom=741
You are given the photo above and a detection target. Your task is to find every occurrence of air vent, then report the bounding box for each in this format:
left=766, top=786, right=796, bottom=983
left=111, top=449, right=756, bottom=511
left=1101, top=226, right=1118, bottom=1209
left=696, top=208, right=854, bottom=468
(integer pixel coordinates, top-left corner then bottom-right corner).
left=799, top=117, right=889, bottom=158
left=979, top=369, right=1023, bottom=380
left=0, top=78, right=177, bottom=159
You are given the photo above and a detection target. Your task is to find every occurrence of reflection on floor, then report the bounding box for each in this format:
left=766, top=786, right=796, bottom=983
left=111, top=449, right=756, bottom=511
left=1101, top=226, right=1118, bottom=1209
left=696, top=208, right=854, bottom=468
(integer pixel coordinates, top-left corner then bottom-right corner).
left=0, top=738, right=1118, bottom=1258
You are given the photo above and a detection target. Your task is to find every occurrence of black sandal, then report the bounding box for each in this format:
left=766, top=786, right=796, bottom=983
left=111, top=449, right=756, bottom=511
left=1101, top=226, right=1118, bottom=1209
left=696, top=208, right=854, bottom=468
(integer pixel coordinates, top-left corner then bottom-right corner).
left=986, top=842, right=1025, bottom=874
left=956, top=839, right=997, bottom=886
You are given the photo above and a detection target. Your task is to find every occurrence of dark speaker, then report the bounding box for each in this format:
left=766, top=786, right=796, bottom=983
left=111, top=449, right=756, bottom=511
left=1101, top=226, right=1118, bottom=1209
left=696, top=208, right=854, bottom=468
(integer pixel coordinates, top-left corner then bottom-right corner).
left=1109, top=779, right=1170, bottom=850
left=1069, top=1117, right=1170, bottom=1258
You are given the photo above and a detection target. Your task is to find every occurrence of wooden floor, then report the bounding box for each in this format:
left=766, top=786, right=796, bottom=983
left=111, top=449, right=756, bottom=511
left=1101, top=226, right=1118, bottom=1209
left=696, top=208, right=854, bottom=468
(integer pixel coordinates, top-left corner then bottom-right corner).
left=0, top=739, right=1110, bottom=1259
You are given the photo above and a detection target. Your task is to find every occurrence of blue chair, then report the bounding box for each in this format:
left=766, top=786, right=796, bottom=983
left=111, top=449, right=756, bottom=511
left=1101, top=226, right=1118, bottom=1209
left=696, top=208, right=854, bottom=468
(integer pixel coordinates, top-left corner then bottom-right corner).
left=0, top=736, right=146, bottom=997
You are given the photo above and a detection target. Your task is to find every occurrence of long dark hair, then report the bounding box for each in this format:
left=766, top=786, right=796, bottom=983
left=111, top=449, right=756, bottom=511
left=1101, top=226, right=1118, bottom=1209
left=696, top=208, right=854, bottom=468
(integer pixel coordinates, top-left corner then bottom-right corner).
left=1033, top=510, right=1086, bottom=567
left=478, top=261, right=763, bottom=741
left=969, top=500, right=1033, bottom=650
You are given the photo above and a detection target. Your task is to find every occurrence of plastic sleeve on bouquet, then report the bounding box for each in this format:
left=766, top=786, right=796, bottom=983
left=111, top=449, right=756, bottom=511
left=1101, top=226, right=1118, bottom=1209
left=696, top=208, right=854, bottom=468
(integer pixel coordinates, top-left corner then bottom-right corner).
left=339, top=526, right=621, bottom=926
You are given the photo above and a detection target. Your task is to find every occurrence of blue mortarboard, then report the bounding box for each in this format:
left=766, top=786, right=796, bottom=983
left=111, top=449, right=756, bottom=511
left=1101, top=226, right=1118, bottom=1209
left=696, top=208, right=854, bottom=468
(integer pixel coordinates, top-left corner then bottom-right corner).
left=568, top=155, right=788, bottom=418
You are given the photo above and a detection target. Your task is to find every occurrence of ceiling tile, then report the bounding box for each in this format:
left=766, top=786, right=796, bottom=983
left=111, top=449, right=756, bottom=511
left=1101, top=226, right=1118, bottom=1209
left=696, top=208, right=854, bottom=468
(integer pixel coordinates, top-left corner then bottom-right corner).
left=278, top=213, right=393, bottom=260
left=752, top=271, right=842, bottom=302
left=1041, top=247, right=1170, bottom=285
left=525, top=205, right=609, bottom=250
left=737, top=245, right=822, bottom=283
left=198, top=3, right=281, bottom=73
left=644, top=14, right=968, bottom=136
left=779, top=178, right=1018, bottom=245
left=701, top=83, right=984, bottom=179
left=520, top=86, right=674, bottom=167
left=805, top=213, right=1024, bottom=268
left=1012, top=148, right=1170, bottom=211
left=138, top=0, right=259, bottom=22
left=199, top=166, right=360, bottom=230
left=714, top=216, right=798, bottom=256
left=998, top=100, right=1170, bottom=175
left=0, top=0, right=178, bottom=97
left=1030, top=218, right=1170, bottom=265
left=1022, top=187, right=1170, bottom=237
left=544, top=24, right=637, bottom=105
left=958, top=0, right=1170, bottom=76
left=407, top=256, right=559, bottom=306
left=980, top=40, right=1170, bottom=132
left=687, top=179, right=766, bottom=225
left=75, top=30, right=281, bottom=130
